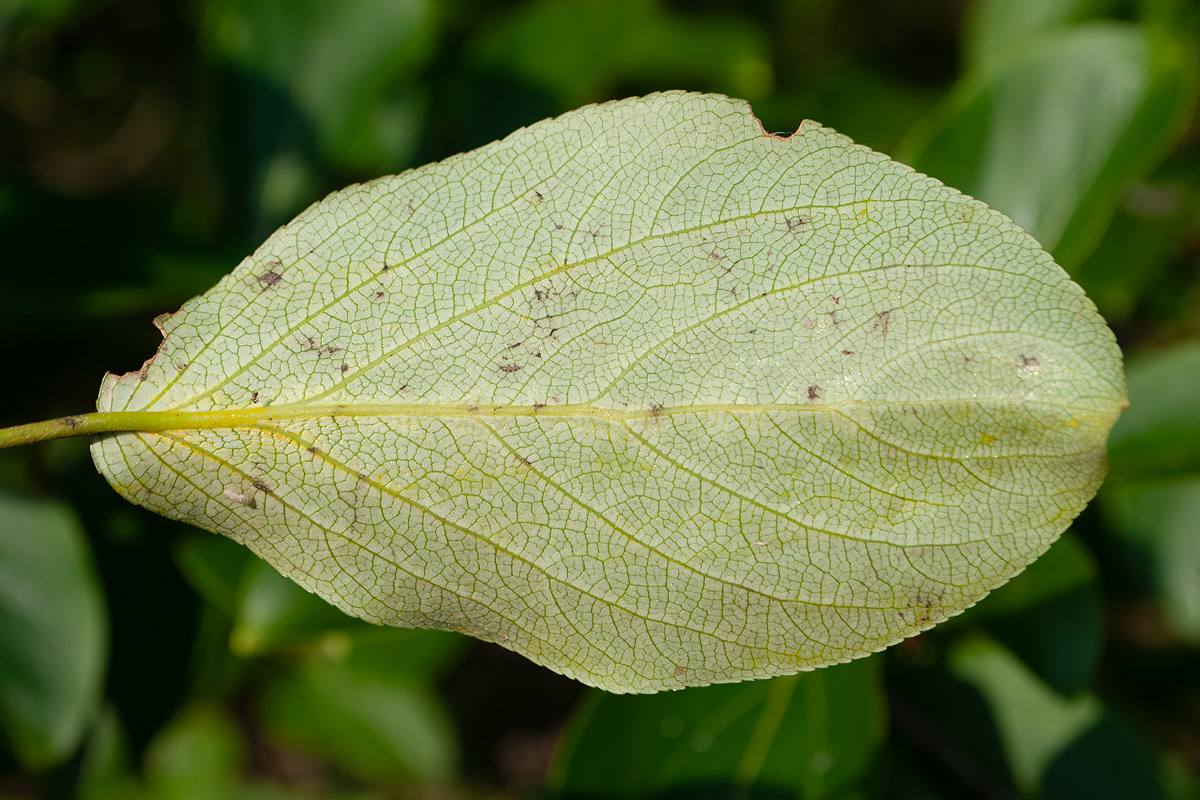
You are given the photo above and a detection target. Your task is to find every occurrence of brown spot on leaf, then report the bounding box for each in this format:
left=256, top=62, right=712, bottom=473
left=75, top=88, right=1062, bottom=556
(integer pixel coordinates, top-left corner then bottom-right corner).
left=784, top=215, right=810, bottom=233
left=500, top=364, right=522, bottom=373
left=256, top=269, right=282, bottom=291
left=807, top=385, right=822, bottom=401
left=871, top=310, right=892, bottom=340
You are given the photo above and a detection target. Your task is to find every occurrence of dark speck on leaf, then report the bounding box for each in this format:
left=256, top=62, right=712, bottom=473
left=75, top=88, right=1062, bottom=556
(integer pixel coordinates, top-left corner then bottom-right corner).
left=500, top=364, right=522, bottom=373
left=256, top=270, right=282, bottom=291
left=784, top=215, right=810, bottom=233
left=807, top=385, right=822, bottom=401
left=340, top=363, right=349, bottom=374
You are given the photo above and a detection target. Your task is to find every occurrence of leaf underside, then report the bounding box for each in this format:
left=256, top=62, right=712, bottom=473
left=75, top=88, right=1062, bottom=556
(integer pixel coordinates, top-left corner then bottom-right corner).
left=91, top=92, right=1126, bottom=692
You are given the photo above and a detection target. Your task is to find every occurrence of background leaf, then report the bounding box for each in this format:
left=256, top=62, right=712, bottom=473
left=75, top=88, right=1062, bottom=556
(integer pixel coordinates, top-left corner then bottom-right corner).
left=0, top=491, right=107, bottom=768
left=902, top=21, right=1198, bottom=269
left=551, top=657, right=884, bottom=799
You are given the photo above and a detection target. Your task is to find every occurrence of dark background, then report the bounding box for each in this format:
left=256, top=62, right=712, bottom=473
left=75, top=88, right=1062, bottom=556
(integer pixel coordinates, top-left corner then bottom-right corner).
left=1, top=1, right=1199, bottom=798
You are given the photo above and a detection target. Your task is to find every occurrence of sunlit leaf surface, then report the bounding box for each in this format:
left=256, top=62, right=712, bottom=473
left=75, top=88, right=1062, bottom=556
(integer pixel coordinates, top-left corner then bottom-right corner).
left=90, top=92, right=1125, bottom=692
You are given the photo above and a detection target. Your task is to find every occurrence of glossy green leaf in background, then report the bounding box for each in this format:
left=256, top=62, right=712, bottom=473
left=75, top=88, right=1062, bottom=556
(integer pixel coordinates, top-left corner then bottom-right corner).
left=949, top=635, right=1168, bottom=800
left=0, top=491, right=107, bottom=768
left=471, top=0, right=772, bottom=107
left=203, top=0, right=436, bottom=173
left=259, top=634, right=461, bottom=783
left=958, top=533, right=1103, bottom=694
left=902, top=20, right=1197, bottom=270
left=75, top=91, right=1126, bottom=692
left=1103, top=341, right=1200, bottom=642
left=551, top=657, right=884, bottom=798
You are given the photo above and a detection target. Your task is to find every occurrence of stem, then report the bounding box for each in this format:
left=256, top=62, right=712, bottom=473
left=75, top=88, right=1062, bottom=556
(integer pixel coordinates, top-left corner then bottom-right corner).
left=0, top=413, right=133, bottom=449
left=0, top=410, right=268, bottom=450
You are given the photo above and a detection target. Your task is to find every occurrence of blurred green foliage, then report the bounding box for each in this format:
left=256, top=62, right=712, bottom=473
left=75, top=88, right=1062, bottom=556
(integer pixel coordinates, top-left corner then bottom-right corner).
left=1, top=0, right=1199, bottom=798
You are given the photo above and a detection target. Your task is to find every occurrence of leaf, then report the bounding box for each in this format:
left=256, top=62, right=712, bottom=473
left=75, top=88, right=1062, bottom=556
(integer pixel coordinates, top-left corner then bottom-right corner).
left=229, top=557, right=359, bottom=657
left=1105, top=340, right=1200, bottom=483
left=550, top=657, right=884, bottom=798
left=1104, top=479, right=1200, bottom=641
left=471, top=0, right=772, bottom=107
left=949, top=636, right=1167, bottom=800
left=964, top=0, right=1118, bottom=72
left=203, top=0, right=437, bottom=173
left=86, top=91, right=1125, bottom=692
left=1100, top=341, right=1200, bottom=640
left=0, top=490, right=107, bottom=768
left=259, top=637, right=460, bottom=783
left=901, top=22, right=1198, bottom=270
left=948, top=635, right=1102, bottom=793
left=955, top=533, right=1103, bottom=693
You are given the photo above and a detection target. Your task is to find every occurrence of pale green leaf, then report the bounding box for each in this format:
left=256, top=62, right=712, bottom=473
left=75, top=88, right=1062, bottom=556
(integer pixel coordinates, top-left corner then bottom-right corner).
left=87, top=92, right=1125, bottom=692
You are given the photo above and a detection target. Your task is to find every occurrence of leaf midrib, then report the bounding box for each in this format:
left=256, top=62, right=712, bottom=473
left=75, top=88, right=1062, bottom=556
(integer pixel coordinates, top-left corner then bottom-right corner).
left=72, top=391, right=1115, bottom=437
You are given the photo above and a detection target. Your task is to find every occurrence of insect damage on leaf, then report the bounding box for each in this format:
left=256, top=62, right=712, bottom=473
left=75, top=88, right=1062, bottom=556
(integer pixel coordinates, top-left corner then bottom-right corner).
left=87, top=91, right=1126, bottom=693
